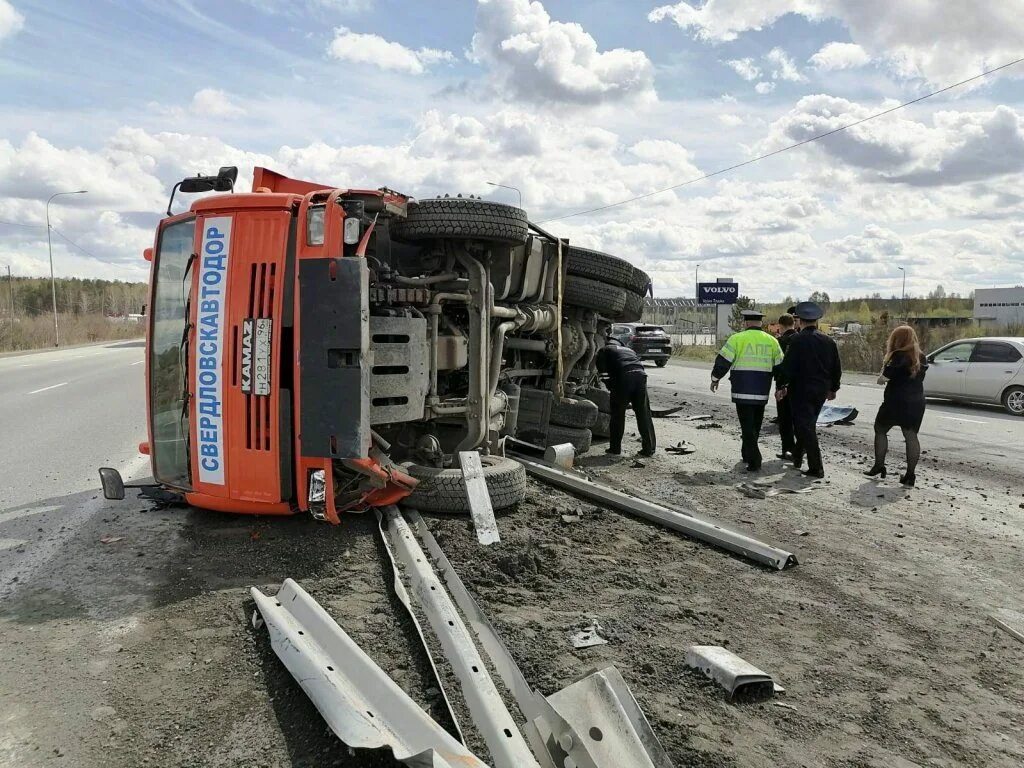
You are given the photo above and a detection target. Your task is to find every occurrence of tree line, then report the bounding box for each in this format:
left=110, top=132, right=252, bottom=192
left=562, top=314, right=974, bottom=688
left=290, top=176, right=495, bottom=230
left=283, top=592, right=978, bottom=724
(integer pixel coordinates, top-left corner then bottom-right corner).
left=1, top=276, right=147, bottom=318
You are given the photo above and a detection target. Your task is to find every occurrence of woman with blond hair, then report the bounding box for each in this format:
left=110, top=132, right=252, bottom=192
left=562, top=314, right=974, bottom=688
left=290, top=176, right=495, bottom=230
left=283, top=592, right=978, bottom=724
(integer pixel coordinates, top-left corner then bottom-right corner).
left=864, top=325, right=928, bottom=486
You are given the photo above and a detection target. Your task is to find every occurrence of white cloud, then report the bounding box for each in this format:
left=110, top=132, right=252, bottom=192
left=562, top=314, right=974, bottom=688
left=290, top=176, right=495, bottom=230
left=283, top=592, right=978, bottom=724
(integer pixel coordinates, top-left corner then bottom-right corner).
left=327, top=27, right=454, bottom=74
left=718, top=113, right=744, bottom=127
left=809, top=41, right=870, bottom=70
left=470, top=0, right=655, bottom=104
left=649, top=0, right=1024, bottom=86
left=725, top=57, right=760, bottom=81
left=765, top=47, right=806, bottom=82
left=0, top=0, right=23, bottom=42
left=828, top=224, right=902, bottom=263
left=754, top=81, right=775, bottom=95
left=190, top=88, right=246, bottom=118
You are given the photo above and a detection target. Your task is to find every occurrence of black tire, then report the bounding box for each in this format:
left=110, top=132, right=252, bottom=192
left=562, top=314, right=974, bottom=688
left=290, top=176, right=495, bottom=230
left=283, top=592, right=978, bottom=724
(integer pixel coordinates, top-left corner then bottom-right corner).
left=403, top=456, right=527, bottom=513
left=655, top=358, right=668, bottom=367
left=1003, top=385, right=1024, bottom=416
left=563, top=276, right=627, bottom=316
left=591, top=411, right=611, bottom=438
left=546, top=424, right=592, bottom=454
left=616, top=290, right=644, bottom=323
left=629, top=266, right=652, bottom=296
left=565, top=246, right=635, bottom=288
left=550, top=397, right=599, bottom=429
left=584, top=386, right=611, bottom=413
left=392, top=198, right=528, bottom=245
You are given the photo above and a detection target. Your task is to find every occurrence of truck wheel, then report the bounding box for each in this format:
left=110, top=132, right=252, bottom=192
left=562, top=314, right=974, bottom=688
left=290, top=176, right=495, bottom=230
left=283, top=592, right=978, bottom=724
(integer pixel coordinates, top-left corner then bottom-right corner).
left=550, top=397, right=599, bottom=429
left=563, top=276, right=627, bottom=317
left=392, top=197, right=528, bottom=245
left=1003, top=386, right=1024, bottom=416
left=565, top=246, right=635, bottom=288
left=616, top=290, right=644, bottom=323
left=403, top=456, right=527, bottom=513
left=629, top=266, right=652, bottom=296
left=546, top=424, right=592, bottom=454
left=583, top=386, right=611, bottom=413
left=591, top=411, right=611, bottom=438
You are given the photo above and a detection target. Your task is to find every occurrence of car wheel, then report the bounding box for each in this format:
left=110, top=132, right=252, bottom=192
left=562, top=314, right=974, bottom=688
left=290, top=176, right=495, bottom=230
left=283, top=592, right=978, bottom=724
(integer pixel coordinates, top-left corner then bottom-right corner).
left=655, top=358, right=668, bottom=367
left=1002, top=386, right=1024, bottom=416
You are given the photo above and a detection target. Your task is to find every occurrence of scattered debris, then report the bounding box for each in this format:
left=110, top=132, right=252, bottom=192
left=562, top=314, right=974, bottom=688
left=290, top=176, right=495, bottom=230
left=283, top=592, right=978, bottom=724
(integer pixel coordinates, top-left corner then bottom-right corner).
left=98, top=536, right=123, bottom=544
left=458, top=450, right=500, bottom=546
left=686, top=645, right=778, bottom=702
left=989, top=609, right=1024, bottom=643
left=651, top=406, right=684, bottom=418
left=685, top=414, right=713, bottom=421
left=792, top=529, right=810, bottom=537
left=560, top=513, right=581, bottom=524
left=665, top=441, right=697, bottom=455
left=737, top=482, right=818, bottom=499
left=817, top=405, right=859, bottom=426
left=543, top=443, right=576, bottom=469
left=774, top=702, right=798, bottom=712
left=571, top=621, right=609, bottom=649
left=630, top=459, right=646, bottom=468
left=695, top=422, right=723, bottom=430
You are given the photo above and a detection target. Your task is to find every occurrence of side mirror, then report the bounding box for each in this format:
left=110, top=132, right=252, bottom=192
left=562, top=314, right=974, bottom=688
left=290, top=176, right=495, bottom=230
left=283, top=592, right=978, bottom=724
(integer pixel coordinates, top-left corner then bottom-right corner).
left=178, top=177, right=217, bottom=194
left=99, top=467, right=126, bottom=500
left=214, top=166, right=238, bottom=191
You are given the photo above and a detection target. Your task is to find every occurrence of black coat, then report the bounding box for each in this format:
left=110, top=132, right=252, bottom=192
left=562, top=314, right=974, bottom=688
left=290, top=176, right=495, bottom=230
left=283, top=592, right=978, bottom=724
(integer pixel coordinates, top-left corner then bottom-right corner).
left=780, top=327, right=842, bottom=396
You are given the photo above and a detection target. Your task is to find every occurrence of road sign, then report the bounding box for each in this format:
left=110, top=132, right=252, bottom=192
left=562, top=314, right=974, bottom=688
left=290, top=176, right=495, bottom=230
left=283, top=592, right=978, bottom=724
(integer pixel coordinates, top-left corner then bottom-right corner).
left=698, top=282, right=738, bottom=305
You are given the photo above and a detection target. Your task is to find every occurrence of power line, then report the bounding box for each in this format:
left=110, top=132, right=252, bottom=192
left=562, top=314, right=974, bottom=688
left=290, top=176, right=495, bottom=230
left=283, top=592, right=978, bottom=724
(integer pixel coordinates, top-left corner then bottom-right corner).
left=0, top=219, right=43, bottom=229
left=539, top=56, right=1024, bottom=224
left=50, top=227, right=104, bottom=262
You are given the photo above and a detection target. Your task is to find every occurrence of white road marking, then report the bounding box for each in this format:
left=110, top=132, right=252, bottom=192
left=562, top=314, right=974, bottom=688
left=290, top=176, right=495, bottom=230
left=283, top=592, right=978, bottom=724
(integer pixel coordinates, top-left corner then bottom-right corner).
left=0, top=505, right=62, bottom=524
left=936, top=414, right=988, bottom=425
left=27, top=382, right=68, bottom=395
left=0, top=538, right=29, bottom=551
left=130, top=360, right=144, bottom=366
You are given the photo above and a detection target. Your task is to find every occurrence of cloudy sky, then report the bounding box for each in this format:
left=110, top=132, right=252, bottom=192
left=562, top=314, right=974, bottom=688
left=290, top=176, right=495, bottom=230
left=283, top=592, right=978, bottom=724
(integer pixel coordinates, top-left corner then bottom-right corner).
left=1, top=0, right=1023, bottom=299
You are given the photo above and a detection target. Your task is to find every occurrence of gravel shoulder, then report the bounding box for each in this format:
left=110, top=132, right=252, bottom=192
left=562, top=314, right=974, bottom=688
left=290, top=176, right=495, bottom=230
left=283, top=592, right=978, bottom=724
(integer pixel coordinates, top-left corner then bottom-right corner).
left=1, top=382, right=1023, bottom=767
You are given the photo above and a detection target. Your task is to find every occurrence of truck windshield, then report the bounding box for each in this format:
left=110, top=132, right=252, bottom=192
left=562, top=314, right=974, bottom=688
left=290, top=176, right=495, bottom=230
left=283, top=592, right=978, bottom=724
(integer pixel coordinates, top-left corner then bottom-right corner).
left=149, top=218, right=195, bottom=489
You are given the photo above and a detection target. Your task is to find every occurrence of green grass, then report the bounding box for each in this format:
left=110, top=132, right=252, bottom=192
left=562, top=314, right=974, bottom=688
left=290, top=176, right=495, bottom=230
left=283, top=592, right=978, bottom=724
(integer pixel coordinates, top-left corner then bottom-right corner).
left=671, top=345, right=718, bottom=363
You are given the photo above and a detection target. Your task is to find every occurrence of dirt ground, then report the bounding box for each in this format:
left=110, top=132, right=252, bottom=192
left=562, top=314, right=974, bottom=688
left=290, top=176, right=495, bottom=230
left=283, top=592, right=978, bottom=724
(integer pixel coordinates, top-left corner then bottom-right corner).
left=2, top=382, right=1023, bottom=767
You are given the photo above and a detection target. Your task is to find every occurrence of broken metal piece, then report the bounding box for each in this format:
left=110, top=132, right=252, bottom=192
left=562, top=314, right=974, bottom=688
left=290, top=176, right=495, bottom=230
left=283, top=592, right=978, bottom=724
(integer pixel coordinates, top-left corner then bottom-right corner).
left=513, top=456, right=798, bottom=570
left=458, top=450, right=500, bottom=545
left=571, top=622, right=608, bottom=649
left=989, top=608, right=1024, bottom=643
left=383, top=506, right=542, bottom=768
left=250, top=579, right=487, bottom=768
left=686, top=645, right=777, bottom=702
left=737, top=482, right=818, bottom=499
left=684, top=414, right=712, bottom=421
left=817, top=405, right=858, bottom=425
left=650, top=406, right=684, bottom=418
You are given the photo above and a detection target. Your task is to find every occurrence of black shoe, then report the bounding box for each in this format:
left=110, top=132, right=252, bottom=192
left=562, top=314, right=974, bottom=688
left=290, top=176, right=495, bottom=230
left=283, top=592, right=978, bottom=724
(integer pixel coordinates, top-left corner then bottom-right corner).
left=777, top=451, right=795, bottom=461
left=863, top=464, right=887, bottom=479
left=900, top=472, right=916, bottom=487
left=746, top=464, right=761, bottom=472
left=791, top=455, right=804, bottom=470
left=639, top=449, right=655, bottom=457
left=801, top=469, right=825, bottom=479
left=605, top=448, right=621, bottom=455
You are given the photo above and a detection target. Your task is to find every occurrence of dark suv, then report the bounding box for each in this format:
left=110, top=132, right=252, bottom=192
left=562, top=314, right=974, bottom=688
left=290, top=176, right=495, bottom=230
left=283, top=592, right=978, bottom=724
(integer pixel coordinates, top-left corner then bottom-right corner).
left=609, top=323, right=671, bottom=367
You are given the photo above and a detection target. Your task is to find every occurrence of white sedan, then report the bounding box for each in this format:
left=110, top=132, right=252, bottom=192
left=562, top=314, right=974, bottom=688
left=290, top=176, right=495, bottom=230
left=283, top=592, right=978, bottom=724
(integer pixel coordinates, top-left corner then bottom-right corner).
left=925, top=337, right=1024, bottom=415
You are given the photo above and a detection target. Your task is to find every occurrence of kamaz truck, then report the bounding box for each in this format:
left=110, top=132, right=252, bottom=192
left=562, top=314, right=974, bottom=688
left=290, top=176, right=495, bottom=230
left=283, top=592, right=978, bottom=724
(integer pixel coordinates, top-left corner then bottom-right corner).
left=100, top=166, right=650, bottom=520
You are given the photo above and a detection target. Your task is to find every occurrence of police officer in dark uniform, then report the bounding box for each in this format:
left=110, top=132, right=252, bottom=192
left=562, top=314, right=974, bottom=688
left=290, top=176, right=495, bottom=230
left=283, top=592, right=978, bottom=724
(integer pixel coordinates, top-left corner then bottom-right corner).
left=775, top=312, right=798, bottom=460
left=776, top=301, right=842, bottom=478
left=596, top=331, right=656, bottom=456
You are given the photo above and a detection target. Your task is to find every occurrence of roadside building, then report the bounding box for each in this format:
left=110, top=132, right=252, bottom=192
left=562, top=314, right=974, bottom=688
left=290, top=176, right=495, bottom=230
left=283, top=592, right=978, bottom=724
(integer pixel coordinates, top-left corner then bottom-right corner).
left=974, top=287, right=1024, bottom=328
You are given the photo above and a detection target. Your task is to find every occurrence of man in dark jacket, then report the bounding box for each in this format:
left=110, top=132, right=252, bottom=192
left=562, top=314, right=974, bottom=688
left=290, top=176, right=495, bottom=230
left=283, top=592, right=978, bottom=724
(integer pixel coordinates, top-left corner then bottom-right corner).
left=596, top=333, right=656, bottom=456
left=776, top=301, right=842, bottom=478
left=775, top=313, right=798, bottom=460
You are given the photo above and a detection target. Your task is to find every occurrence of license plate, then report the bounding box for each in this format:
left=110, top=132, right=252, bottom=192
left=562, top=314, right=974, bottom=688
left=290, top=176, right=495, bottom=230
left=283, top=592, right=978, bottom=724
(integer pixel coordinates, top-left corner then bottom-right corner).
left=241, top=318, right=272, bottom=396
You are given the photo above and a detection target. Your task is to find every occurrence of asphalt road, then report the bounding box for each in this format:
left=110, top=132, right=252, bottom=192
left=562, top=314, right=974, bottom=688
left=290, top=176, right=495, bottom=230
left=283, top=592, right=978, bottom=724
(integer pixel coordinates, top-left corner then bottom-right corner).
left=0, top=341, right=148, bottom=600
left=650, top=359, right=1024, bottom=477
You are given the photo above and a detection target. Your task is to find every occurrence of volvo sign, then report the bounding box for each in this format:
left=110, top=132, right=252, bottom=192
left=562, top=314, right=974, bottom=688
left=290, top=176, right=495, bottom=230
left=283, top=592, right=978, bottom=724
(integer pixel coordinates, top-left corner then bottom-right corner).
left=698, top=282, right=739, bottom=305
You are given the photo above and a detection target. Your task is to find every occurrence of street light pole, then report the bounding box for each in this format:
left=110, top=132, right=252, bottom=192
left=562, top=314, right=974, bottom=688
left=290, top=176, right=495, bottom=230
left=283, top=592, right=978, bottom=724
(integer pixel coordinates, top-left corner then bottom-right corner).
left=694, top=263, right=701, bottom=345
left=46, top=189, right=88, bottom=347
left=485, top=181, right=523, bottom=209
left=898, top=266, right=906, bottom=322
left=5, top=264, right=12, bottom=325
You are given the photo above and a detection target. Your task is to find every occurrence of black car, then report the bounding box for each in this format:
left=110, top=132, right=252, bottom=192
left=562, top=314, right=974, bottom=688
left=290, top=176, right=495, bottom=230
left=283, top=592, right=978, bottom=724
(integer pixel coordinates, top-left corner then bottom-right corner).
left=609, top=323, right=671, bottom=367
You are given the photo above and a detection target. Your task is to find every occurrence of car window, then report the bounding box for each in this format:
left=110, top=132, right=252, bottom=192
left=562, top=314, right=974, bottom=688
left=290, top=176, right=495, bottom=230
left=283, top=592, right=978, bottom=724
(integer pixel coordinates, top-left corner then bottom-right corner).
left=933, top=342, right=974, bottom=363
left=971, top=341, right=1023, bottom=363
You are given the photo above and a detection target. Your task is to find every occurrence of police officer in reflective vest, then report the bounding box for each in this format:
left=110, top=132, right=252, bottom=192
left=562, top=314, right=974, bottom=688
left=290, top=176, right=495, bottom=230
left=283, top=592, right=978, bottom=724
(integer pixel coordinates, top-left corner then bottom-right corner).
left=710, top=309, right=784, bottom=471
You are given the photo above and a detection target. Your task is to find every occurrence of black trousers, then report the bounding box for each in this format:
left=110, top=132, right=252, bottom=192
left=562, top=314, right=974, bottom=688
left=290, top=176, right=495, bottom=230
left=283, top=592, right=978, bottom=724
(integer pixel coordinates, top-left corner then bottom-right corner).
left=609, top=372, right=656, bottom=454
left=777, top=396, right=796, bottom=454
left=791, top=392, right=828, bottom=473
left=735, top=402, right=766, bottom=468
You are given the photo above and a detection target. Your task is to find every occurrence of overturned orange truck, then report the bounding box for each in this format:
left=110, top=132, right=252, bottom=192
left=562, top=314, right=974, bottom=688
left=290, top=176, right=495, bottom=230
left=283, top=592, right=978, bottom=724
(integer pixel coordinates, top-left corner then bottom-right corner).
left=101, top=167, right=653, bottom=520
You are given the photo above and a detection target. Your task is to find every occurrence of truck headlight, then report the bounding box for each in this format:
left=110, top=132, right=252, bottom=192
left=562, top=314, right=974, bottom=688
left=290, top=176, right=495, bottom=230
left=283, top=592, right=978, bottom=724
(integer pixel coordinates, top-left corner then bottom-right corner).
left=307, top=206, right=325, bottom=246
left=343, top=216, right=360, bottom=245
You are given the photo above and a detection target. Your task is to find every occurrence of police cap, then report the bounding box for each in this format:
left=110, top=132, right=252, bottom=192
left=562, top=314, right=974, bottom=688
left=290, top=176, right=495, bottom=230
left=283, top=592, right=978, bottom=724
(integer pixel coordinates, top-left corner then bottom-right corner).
left=793, top=301, right=824, bottom=321
left=741, top=309, right=764, bottom=321
left=786, top=305, right=797, bottom=315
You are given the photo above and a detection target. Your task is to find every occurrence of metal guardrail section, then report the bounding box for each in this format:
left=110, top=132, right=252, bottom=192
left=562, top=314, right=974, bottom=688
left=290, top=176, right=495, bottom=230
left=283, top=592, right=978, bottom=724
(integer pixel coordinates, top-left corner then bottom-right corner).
left=512, top=456, right=798, bottom=570
left=382, top=506, right=542, bottom=768
left=250, top=579, right=488, bottom=768
left=407, top=510, right=674, bottom=768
